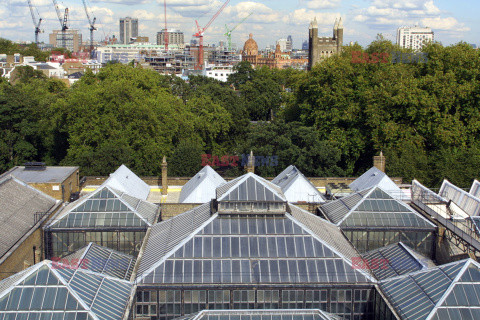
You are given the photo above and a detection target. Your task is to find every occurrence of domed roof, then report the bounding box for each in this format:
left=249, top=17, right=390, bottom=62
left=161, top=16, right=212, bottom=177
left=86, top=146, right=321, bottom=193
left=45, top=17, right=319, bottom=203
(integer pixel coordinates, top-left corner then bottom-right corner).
left=243, top=33, right=258, bottom=56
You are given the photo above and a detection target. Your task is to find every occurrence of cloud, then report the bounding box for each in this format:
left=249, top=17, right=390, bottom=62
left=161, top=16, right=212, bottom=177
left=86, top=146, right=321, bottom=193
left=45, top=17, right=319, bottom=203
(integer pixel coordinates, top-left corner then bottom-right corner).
left=353, top=0, right=467, bottom=33
left=224, top=2, right=281, bottom=24
left=306, top=0, right=341, bottom=9
left=422, top=17, right=470, bottom=32
left=282, top=9, right=341, bottom=27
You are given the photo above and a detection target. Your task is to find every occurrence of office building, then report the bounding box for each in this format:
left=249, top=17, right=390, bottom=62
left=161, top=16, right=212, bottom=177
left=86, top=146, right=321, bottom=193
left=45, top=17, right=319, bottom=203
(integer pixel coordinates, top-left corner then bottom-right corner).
left=157, top=29, right=185, bottom=46
left=120, top=17, right=139, bottom=44
left=49, top=30, right=82, bottom=52
left=396, top=26, right=434, bottom=50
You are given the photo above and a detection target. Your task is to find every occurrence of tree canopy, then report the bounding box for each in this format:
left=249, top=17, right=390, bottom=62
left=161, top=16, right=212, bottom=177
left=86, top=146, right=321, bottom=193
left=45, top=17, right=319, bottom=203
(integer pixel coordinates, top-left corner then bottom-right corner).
left=1, top=39, right=480, bottom=187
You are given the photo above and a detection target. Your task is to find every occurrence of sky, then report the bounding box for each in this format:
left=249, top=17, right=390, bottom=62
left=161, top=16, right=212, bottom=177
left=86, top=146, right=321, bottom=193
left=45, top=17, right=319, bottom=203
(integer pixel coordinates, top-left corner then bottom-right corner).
left=1, top=0, right=476, bottom=49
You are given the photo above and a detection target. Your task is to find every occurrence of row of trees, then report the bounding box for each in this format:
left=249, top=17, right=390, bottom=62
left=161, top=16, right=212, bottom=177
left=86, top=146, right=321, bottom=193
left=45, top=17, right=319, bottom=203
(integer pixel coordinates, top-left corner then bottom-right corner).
left=1, top=38, right=480, bottom=187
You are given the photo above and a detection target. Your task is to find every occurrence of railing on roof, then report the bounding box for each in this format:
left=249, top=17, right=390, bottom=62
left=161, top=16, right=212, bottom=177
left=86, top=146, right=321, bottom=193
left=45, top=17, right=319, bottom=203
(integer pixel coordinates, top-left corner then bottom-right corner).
left=34, top=211, right=50, bottom=225
left=411, top=180, right=480, bottom=254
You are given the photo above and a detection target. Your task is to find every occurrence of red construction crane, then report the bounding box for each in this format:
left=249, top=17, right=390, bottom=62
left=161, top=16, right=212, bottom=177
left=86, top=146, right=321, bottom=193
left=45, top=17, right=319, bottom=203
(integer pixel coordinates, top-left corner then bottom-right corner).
left=164, top=0, right=168, bottom=51
left=193, top=0, right=230, bottom=70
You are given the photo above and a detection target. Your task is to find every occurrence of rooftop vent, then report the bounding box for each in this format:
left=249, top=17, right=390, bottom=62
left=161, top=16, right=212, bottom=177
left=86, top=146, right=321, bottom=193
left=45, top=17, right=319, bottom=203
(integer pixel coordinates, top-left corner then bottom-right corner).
left=23, top=162, right=46, bottom=171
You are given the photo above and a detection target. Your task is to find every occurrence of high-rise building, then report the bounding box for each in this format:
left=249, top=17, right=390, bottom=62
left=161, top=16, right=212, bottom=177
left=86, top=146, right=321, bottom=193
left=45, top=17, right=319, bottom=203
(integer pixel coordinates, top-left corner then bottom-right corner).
left=49, top=30, right=82, bottom=52
left=157, top=29, right=185, bottom=46
left=276, top=39, right=288, bottom=52
left=396, top=26, right=434, bottom=50
left=119, top=17, right=138, bottom=44
left=287, top=35, right=293, bottom=51
left=302, top=40, right=308, bottom=50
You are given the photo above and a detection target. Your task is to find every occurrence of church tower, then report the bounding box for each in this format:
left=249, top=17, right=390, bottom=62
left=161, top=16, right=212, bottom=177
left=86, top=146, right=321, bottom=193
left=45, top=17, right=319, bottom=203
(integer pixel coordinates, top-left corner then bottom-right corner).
left=337, top=17, right=344, bottom=54
left=308, top=18, right=318, bottom=70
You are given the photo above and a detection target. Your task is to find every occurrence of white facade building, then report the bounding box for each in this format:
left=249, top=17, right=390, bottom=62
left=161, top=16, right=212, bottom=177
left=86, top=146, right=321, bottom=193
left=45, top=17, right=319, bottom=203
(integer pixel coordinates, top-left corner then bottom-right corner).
left=396, top=26, right=434, bottom=50
left=204, top=64, right=234, bottom=82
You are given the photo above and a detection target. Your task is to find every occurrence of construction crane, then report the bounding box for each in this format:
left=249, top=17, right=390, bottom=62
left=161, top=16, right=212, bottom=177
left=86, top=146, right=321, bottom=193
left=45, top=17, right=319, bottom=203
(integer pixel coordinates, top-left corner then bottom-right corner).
left=52, top=0, right=68, bottom=49
left=27, top=0, right=42, bottom=45
left=193, top=0, right=230, bottom=70
left=164, top=0, right=168, bottom=51
left=224, top=12, right=251, bottom=51
left=82, top=0, right=96, bottom=58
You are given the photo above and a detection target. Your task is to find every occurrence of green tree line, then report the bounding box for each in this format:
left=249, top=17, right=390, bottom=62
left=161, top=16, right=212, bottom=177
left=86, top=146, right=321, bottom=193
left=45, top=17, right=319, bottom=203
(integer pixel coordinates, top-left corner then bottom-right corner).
left=1, top=37, right=480, bottom=187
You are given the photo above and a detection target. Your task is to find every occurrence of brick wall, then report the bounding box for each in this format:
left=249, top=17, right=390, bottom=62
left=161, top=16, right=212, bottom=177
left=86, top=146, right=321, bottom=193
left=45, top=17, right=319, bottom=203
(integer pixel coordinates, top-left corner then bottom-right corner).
left=31, top=169, right=80, bottom=202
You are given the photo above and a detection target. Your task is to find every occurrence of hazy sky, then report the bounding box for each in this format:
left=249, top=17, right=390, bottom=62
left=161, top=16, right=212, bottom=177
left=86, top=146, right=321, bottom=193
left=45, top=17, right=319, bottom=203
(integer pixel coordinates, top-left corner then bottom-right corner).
left=1, top=0, right=475, bottom=49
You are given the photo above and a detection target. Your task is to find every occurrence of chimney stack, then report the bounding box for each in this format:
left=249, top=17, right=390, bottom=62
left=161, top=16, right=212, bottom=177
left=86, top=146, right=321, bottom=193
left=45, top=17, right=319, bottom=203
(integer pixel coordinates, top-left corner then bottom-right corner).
left=373, top=151, right=386, bottom=172
left=247, top=150, right=255, bottom=174
left=162, top=156, right=168, bottom=195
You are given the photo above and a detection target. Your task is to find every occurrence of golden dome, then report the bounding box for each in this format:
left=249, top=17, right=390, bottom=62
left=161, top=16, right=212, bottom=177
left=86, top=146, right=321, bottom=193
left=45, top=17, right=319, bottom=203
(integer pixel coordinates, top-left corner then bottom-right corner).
left=243, top=33, right=258, bottom=56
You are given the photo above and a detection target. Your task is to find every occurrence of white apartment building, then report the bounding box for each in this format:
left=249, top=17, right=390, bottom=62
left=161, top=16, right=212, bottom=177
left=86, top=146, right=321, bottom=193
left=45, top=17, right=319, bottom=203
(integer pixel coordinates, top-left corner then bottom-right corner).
left=397, top=26, right=434, bottom=50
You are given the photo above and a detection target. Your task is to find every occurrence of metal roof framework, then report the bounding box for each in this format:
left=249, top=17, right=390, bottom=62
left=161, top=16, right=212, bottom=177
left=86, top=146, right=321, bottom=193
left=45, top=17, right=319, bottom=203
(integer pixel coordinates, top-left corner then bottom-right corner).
left=319, top=187, right=436, bottom=230
left=136, top=206, right=375, bottom=285
left=0, top=260, right=133, bottom=320
left=439, top=179, right=480, bottom=216
left=174, top=309, right=343, bottom=320
left=62, top=243, right=136, bottom=281
left=45, top=185, right=158, bottom=231
left=379, top=259, right=480, bottom=320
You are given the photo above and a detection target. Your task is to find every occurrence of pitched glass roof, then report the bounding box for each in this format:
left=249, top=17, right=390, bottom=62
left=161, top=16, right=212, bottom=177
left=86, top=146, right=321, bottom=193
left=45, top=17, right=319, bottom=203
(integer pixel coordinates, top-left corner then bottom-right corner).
left=63, top=243, right=136, bottom=281
left=46, top=185, right=158, bottom=229
left=362, top=242, right=430, bottom=280
left=0, top=260, right=132, bottom=320
left=271, top=165, right=325, bottom=203
left=136, top=203, right=212, bottom=277
left=216, top=173, right=286, bottom=202
left=380, top=259, right=480, bottom=320
left=469, top=180, right=480, bottom=198
left=175, top=309, right=343, bottom=320
left=137, top=210, right=373, bottom=285
left=349, top=167, right=403, bottom=199
left=320, top=187, right=435, bottom=229
left=179, top=166, right=226, bottom=203
left=103, top=164, right=150, bottom=201
left=439, top=180, right=480, bottom=216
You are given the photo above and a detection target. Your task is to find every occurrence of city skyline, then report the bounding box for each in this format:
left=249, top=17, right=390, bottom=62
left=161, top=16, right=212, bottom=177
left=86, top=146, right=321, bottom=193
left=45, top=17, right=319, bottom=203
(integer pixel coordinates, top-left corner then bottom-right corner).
left=1, top=0, right=475, bottom=49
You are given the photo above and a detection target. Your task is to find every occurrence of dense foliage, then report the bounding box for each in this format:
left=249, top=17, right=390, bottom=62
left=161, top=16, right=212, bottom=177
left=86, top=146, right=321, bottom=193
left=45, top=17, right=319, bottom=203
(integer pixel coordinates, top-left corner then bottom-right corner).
left=1, top=37, right=480, bottom=187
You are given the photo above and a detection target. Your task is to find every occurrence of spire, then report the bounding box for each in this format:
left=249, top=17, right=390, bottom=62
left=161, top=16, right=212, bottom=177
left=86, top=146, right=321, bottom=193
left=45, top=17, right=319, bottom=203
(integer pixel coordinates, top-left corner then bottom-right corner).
left=312, top=17, right=318, bottom=29
left=334, top=18, right=338, bottom=30
left=309, top=21, right=312, bottom=30
left=338, top=17, right=343, bottom=29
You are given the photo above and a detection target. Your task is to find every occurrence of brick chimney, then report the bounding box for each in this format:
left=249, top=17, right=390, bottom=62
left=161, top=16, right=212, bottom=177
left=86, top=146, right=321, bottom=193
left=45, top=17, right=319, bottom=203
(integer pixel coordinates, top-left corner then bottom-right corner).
left=162, top=156, right=168, bottom=195
left=247, top=150, right=255, bottom=174
left=373, top=151, right=386, bottom=172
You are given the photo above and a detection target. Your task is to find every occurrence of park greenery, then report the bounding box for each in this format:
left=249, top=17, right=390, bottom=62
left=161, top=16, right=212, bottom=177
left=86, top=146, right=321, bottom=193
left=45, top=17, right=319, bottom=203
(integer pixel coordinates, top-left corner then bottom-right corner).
left=1, top=37, right=480, bottom=187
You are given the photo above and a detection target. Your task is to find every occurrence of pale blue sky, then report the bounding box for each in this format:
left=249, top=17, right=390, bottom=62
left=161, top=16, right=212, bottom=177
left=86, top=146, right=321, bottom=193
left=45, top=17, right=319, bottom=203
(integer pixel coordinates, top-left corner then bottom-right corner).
left=1, top=0, right=475, bottom=49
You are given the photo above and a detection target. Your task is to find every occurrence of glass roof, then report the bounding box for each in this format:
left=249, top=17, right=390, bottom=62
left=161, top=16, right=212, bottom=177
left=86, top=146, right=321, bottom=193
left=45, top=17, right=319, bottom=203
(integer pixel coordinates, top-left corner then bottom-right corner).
left=320, top=187, right=436, bottom=229
left=469, top=180, right=480, bottom=198
left=180, top=166, right=226, bottom=204
left=271, top=165, right=325, bottom=203
left=349, top=167, right=403, bottom=199
left=0, top=261, right=132, bottom=320
left=362, top=242, right=427, bottom=280
left=439, top=180, right=480, bottom=216
left=216, top=173, right=286, bottom=202
left=47, top=186, right=158, bottom=229
left=63, top=243, right=136, bottom=281
left=137, top=214, right=373, bottom=285
left=380, top=259, right=480, bottom=320
left=175, top=309, right=343, bottom=320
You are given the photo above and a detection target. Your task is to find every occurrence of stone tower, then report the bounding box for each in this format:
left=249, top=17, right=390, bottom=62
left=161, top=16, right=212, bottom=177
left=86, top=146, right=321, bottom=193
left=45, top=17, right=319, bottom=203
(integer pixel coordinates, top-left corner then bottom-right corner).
left=308, top=17, right=343, bottom=70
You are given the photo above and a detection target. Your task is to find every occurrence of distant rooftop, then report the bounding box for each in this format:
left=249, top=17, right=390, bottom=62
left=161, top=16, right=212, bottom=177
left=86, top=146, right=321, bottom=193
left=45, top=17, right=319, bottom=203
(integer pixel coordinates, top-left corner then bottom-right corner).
left=3, top=166, right=78, bottom=184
